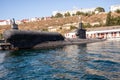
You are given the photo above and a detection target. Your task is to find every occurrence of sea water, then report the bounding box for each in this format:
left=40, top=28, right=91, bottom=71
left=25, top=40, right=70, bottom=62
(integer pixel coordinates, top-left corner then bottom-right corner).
left=0, top=40, right=120, bottom=80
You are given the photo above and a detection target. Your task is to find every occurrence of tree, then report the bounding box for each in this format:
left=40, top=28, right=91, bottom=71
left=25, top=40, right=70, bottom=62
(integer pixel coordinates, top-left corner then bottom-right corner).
left=106, top=12, right=120, bottom=26
left=112, top=16, right=120, bottom=25
left=115, top=9, right=120, bottom=13
left=64, top=12, right=71, bottom=17
left=70, top=25, right=77, bottom=30
left=51, top=15, right=54, bottom=18
left=41, top=28, right=48, bottom=31
left=72, top=14, right=76, bottom=16
left=83, top=23, right=91, bottom=28
left=55, top=13, right=63, bottom=18
left=116, top=16, right=120, bottom=25
left=106, top=12, right=112, bottom=26
left=41, top=17, right=44, bottom=20
left=95, top=7, right=105, bottom=12
left=76, top=11, right=83, bottom=15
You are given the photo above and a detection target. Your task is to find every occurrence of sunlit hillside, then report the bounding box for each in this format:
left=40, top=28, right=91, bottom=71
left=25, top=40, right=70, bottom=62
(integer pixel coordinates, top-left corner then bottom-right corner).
left=0, top=12, right=120, bottom=35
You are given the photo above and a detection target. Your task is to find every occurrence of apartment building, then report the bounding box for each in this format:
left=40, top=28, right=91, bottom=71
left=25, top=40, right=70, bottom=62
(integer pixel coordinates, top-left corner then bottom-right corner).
left=110, top=5, right=120, bottom=12
left=52, top=8, right=96, bottom=16
left=0, top=19, right=11, bottom=25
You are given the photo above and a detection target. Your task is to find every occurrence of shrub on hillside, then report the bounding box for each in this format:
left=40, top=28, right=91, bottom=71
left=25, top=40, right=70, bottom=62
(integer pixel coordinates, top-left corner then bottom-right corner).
left=115, top=9, right=120, bottom=13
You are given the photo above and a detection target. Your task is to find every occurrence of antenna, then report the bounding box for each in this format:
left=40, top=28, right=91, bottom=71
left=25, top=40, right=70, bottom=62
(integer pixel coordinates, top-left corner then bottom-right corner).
left=12, top=18, right=15, bottom=24
left=79, top=16, right=83, bottom=29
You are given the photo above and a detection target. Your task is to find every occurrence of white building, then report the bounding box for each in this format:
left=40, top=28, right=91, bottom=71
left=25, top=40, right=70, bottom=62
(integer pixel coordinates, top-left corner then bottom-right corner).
left=65, top=32, right=77, bottom=39
left=65, top=29, right=120, bottom=40
left=86, top=29, right=120, bottom=39
left=48, top=27, right=57, bottom=32
left=52, top=8, right=96, bottom=16
left=110, top=5, right=120, bottom=12
left=29, top=17, right=38, bottom=22
left=0, top=19, right=11, bottom=25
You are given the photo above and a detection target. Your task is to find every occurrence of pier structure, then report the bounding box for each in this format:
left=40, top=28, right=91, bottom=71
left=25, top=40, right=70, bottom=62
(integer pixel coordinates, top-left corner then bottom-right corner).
left=0, top=18, right=18, bottom=50
left=0, top=42, right=12, bottom=50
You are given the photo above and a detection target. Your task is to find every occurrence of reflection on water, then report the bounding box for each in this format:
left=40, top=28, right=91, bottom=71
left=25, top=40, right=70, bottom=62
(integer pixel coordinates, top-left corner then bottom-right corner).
left=0, top=41, right=120, bottom=80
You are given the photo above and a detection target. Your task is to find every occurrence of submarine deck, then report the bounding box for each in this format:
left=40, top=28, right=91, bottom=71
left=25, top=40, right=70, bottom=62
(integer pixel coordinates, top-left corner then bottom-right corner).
left=0, top=39, right=106, bottom=50
left=33, top=38, right=106, bottom=49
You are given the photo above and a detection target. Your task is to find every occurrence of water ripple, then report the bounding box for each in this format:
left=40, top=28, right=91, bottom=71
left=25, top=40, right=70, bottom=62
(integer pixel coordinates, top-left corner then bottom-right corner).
left=0, top=40, right=120, bottom=80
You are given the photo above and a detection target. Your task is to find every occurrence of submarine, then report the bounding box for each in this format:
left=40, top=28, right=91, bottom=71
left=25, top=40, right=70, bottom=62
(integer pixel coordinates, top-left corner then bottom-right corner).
left=3, top=18, right=64, bottom=49
left=3, top=18, right=105, bottom=49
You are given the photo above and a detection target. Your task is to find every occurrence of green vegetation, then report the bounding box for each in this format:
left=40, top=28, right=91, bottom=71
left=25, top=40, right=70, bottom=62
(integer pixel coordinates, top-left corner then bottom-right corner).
left=106, top=12, right=120, bottom=26
left=72, top=14, right=76, bottom=16
left=70, top=25, right=77, bottom=30
left=41, top=28, right=48, bottom=31
left=54, top=13, right=63, bottom=18
left=115, top=9, right=120, bottom=13
left=111, top=16, right=120, bottom=25
left=83, top=23, right=92, bottom=28
left=76, top=11, right=84, bottom=16
left=64, top=12, right=71, bottom=17
left=53, top=7, right=105, bottom=18
left=106, top=12, right=112, bottom=26
left=95, top=7, right=105, bottom=12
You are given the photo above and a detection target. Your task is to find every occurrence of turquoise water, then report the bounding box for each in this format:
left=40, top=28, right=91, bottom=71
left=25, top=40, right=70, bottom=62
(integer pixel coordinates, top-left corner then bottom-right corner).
left=0, top=40, right=120, bottom=80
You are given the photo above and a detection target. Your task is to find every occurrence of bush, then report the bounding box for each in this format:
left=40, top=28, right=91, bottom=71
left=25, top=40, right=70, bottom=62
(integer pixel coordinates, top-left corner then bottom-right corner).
left=106, top=12, right=120, bottom=26
left=115, top=9, right=120, bottom=13
left=70, top=25, right=77, bottom=30
left=95, top=7, right=105, bottom=12
left=83, top=23, right=92, bottom=28
left=106, top=12, right=112, bottom=26
left=55, top=13, right=63, bottom=18
left=64, top=12, right=71, bottom=17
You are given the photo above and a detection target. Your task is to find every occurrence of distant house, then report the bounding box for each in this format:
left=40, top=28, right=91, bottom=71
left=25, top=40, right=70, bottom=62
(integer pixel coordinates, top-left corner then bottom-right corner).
left=65, top=32, right=77, bottom=39
left=29, top=17, right=39, bottom=22
left=62, top=24, right=72, bottom=30
left=52, top=7, right=96, bottom=16
left=90, top=22, right=100, bottom=26
left=21, top=19, right=29, bottom=23
left=0, top=19, right=11, bottom=25
left=16, top=20, right=22, bottom=24
left=48, top=26, right=58, bottom=32
left=44, top=17, right=52, bottom=20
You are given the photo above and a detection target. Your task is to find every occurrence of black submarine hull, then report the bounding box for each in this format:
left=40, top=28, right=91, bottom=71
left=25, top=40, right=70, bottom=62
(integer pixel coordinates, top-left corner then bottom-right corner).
left=3, top=30, right=64, bottom=49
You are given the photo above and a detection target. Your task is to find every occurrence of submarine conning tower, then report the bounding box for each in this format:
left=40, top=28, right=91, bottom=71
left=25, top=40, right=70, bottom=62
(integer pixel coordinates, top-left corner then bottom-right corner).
left=11, top=18, right=18, bottom=30
left=76, top=17, right=86, bottom=39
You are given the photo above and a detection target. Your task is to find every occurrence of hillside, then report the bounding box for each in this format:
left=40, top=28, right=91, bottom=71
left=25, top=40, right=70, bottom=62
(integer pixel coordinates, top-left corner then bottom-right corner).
left=0, top=12, right=120, bottom=34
